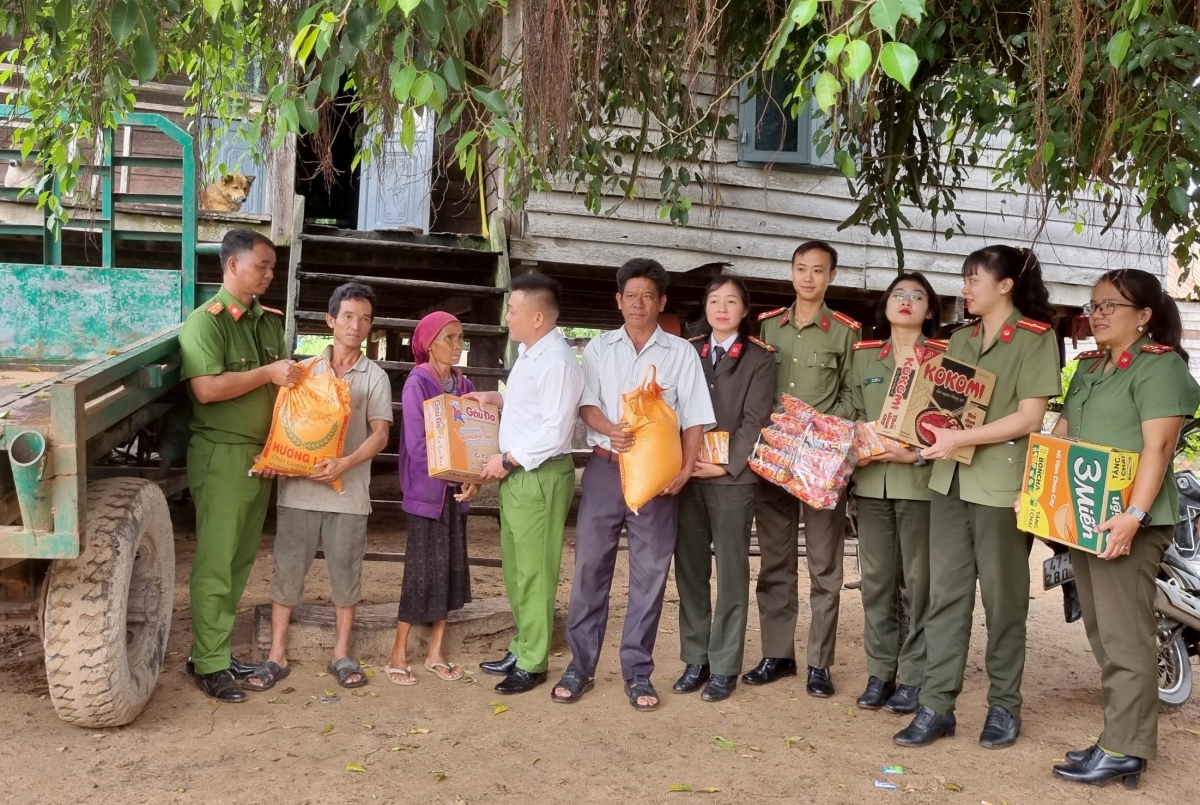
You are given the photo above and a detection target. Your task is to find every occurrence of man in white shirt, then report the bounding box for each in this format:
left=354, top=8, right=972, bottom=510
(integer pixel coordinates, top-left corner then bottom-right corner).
left=550, top=258, right=716, bottom=711
left=467, top=274, right=585, bottom=694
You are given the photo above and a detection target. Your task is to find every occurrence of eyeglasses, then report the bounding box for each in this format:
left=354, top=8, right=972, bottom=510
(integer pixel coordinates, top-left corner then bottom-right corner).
left=890, top=291, right=927, bottom=303
left=1083, top=300, right=1139, bottom=317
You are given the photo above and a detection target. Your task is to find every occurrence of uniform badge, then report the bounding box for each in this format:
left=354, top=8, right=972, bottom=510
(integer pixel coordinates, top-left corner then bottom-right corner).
left=205, top=300, right=225, bottom=316
left=728, top=342, right=743, bottom=359
left=831, top=311, right=862, bottom=331
left=852, top=339, right=886, bottom=350
left=748, top=336, right=778, bottom=353
left=700, top=343, right=710, bottom=358
left=818, top=315, right=831, bottom=332
left=758, top=307, right=788, bottom=322
left=998, top=323, right=1016, bottom=343
left=1141, top=343, right=1174, bottom=354
left=1116, top=351, right=1134, bottom=369
left=229, top=303, right=243, bottom=322
left=1016, top=318, right=1052, bottom=335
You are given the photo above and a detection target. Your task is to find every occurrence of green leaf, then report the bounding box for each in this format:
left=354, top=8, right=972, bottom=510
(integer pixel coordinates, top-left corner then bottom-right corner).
left=764, top=19, right=796, bottom=70
left=346, top=6, right=380, bottom=52
left=843, top=39, right=872, bottom=82
left=471, top=85, right=508, bottom=116
left=443, top=56, right=465, bottom=91
left=398, top=0, right=421, bottom=15
left=297, top=103, right=319, bottom=133
left=412, top=72, right=434, bottom=106
left=668, top=785, right=693, bottom=793
left=868, top=0, right=902, bottom=37
left=320, top=60, right=342, bottom=98
left=879, top=41, right=918, bottom=90
left=825, top=34, right=847, bottom=64
left=790, top=0, right=818, bottom=27
left=392, top=63, right=416, bottom=102
left=202, top=0, right=223, bottom=23
left=345, top=763, right=366, bottom=773
left=813, top=70, right=841, bottom=112
left=897, top=0, right=925, bottom=22
left=109, top=0, right=139, bottom=44
left=1168, top=186, right=1190, bottom=216
left=1108, top=30, right=1132, bottom=69
left=279, top=98, right=300, bottom=132
left=132, top=33, right=157, bottom=83
left=416, top=0, right=447, bottom=45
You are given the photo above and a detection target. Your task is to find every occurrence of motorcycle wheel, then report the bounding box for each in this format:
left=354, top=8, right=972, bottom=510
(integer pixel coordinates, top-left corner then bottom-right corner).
left=1158, top=617, right=1193, bottom=710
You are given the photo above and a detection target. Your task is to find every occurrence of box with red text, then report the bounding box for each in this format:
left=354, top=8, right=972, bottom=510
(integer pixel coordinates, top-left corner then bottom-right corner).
left=423, top=394, right=501, bottom=483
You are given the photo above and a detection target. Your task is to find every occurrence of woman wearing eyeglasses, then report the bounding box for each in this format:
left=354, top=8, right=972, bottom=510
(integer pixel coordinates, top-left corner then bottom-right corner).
left=849, top=273, right=946, bottom=715
left=893, top=246, right=1062, bottom=750
left=1047, top=270, right=1199, bottom=788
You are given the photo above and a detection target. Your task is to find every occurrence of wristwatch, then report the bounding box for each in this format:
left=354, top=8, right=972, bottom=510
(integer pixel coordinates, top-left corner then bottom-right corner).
left=500, top=452, right=517, bottom=472
left=1125, top=505, right=1152, bottom=526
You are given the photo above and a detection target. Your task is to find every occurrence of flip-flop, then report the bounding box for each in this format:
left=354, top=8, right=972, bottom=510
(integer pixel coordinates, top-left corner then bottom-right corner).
left=424, top=660, right=463, bottom=681
left=385, top=666, right=418, bottom=686
left=328, top=656, right=368, bottom=689
left=551, top=668, right=594, bottom=703
left=243, top=661, right=290, bottom=692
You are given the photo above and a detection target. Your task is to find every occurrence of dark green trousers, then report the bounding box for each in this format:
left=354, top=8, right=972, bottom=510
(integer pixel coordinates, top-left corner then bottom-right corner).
left=856, top=496, right=930, bottom=686
left=188, top=436, right=272, bottom=675
left=1072, top=524, right=1172, bottom=760
left=921, top=475, right=1030, bottom=717
left=675, top=481, right=756, bottom=676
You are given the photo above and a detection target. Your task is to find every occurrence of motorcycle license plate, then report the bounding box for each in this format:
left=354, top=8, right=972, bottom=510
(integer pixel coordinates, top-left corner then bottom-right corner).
left=1043, top=553, right=1075, bottom=590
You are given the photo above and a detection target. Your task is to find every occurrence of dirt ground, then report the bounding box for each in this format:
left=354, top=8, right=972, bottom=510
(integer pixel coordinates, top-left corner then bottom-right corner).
left=2, top=496, right=1199, bottom=805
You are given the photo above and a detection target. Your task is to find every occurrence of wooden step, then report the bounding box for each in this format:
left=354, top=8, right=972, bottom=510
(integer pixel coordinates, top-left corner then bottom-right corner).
left=297, top=270, right=506, bottom=296
left=294, top=310, right=507, bottom=336
left=300, top=231, right=496, bottom=258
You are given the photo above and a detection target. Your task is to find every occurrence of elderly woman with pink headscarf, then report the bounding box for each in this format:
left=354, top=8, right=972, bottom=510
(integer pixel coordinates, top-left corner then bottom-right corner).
left=386, top=312, right=477, bottom=686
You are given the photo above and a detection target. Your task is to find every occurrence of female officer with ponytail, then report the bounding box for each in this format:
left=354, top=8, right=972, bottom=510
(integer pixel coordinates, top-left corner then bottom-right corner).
left=894, top=246, right=1062, bottom=750
left=1049, top=269, right=1199, bottom=788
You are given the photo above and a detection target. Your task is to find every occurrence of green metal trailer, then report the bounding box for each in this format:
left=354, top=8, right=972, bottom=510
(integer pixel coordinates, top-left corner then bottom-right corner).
left=0, top=108, right=200, bottom=726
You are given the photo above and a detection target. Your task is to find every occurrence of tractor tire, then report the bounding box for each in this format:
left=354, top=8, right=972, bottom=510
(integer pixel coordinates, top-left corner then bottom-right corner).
left=42, top=478, right=175, bottom=727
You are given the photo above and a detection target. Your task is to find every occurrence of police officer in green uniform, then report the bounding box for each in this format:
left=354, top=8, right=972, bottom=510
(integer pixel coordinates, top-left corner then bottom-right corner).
left=750, top=240, right=858, bottom=697
left=180, top=229, right=298, bottom=703
left=672, top=275, right=775, bottom=703
left=1049, top=269, right=1200, bottom=788
left=894, top=245, right=1061, bottom=749
left=849, top=272, right=945, bottom=714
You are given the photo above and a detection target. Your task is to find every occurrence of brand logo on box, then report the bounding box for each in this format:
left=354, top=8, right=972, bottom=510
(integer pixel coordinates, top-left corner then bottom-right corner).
left=1072, top=456, right=1103, bottom=547
left=890, top=363, right=914, bottom=407
left=462, top=405, right=497, bottom=424
left=922, top=363, right=988, bottom=398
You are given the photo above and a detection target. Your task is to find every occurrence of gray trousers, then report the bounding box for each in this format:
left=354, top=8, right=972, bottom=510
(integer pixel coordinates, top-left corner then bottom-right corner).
left=754, top=478, right=848, bottom=667
left=565, top=454, right=678, bottom=681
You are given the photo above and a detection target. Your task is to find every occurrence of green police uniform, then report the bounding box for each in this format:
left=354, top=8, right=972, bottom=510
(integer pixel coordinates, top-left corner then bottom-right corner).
left=755, top=303, right=858, bottom=668
left=180, top=287, right=287, bottom=675
left=921, top=310, right=1061, bottom=720
left=1059, top=337, right=1200, bottom=759
left=849, top=336, right=947, bottom=687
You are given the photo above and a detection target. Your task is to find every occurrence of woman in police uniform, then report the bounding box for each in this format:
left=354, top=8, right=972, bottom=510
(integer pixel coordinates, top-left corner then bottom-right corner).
left=672, top=275, right=775, bottom=702
left=893, top=246, right=1062, bottom=749
left=1049, top=269, right=1199, bottom=788
left=849, top=272, right=944, bottom=714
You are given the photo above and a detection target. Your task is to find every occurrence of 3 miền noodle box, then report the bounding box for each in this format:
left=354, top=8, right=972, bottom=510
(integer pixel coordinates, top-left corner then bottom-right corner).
left=1018, top=433, right=1138, bottom=555
left=423, top=394, right=500, bottom=483
left=875, top=345, right=996, bottom=463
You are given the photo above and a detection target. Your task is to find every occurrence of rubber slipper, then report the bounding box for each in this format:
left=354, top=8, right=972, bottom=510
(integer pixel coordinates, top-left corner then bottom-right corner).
left=328, top=656, right=368, bottom=689
left=243, top=661, right=290, bottom=692
left=424, top=660, right=463, bottom=681
left=385, top=666, right=418, bottom=686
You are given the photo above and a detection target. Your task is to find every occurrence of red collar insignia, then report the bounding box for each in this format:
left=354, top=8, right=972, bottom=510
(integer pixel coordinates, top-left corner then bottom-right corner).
left=1116, top=350, right=1134, bottom=369
left=999, top=323, right=1016, bottom=343
left=728, top=342, right=743, bottom=358
left=228, top=303, right=243, bottom=322
left=700, top=343, right=710, bottom=358
left=819, top=315, right=830, bottom=332
left=972, top=320, right=982, bottom=338
left=879, top=342, right=892, bottom=360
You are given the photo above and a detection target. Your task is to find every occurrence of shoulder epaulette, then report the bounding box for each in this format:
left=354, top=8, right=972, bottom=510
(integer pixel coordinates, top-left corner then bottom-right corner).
left=831, top=311, right=862, bottom=331
left=925, top=338, right=949, bottom=351
left=688, top=334, right=706, bottom=342
left=852, top=339, right=886, bottom=350
left=1076, top=349, right=1106, bottom=359
left=748, top=336, right=777, bottom=353
left=1141, top=343, right=1174, bottom=354
left=758, top=307, right=787, bottom=322
left=205, top=300, right=225, bottom=316
left=1016, top=318, right=1052, bottom=335
left=261, top=304, right=284, bottom=316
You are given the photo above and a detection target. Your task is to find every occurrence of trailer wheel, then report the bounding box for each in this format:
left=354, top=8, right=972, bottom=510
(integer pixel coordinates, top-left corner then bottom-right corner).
left=42, top=478, right=175, bottom=727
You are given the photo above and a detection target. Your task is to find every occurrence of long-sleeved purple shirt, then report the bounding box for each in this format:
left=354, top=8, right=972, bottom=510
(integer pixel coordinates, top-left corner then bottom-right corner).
left=399, top=365, right=476, bottom=519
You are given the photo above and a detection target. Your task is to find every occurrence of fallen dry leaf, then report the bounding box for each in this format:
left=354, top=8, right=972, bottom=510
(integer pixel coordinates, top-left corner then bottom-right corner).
left=281, top=687, right=296, bottom=694
left=345, top=763, right=366, bottom=773
left=713, top=737, right=742, bottom=748
left=454, top=798, right=468, bottom=805
left=784, top=736, right=804, bottom=747
left=749, top=746, right=762, bottom=753
left=493, top=705, right=509, bottom=716
left=324, top=689, right=336, bottom=696
left=696, top=788, right=720, bottom=794
left=320, top=724, right=334, bottom=735
left=351, top=690, right=367, bottom=697
left=530, top=758, right=539, bottom=765
left=359, top=723, right=374, bottom=730
left=369, top=691, right=379, bottom=698
left=667, top=784, right=692, bottom=793
left=1186, top=728, right=1200, bottom=736
left=410, top=728, right=431, bottom=734
left=432, top=770, right=446, bottom=782
left=364, top=669, right=375, bottom=678
left=944, top=782, right=963, bottom=792
left=266, top=697, right=284, bottom=704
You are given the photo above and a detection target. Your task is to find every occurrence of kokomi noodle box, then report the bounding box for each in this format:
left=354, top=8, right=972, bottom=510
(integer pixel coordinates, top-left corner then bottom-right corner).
left=875, top=344, right=996, bottom=464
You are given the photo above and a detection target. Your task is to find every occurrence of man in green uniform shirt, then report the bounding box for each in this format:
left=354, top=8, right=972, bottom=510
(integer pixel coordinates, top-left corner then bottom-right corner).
left=180, top=228, right=299, bottom=702
left=748, top=240, right=858, bottom=697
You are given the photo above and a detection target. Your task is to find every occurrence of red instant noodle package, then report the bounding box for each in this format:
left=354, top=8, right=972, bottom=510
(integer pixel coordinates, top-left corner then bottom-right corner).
left=853, top=420, right=911, bottom=461
left=749, top=395, right=856, bottom=509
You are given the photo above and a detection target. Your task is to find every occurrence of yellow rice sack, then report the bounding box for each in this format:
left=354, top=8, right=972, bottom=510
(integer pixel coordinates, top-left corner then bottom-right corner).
left=251, top=356, right=352, bottom=492
left=619, top=365, right=682, bottom=513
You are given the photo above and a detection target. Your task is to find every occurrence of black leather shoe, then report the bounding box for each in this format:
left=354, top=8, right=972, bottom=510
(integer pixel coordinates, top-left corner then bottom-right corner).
left=701, top=675, right=736, bottom=702
left=195, top=669, right=246, bottom=703
left=1052, top=745, right=1144, bottom=789
left=1062, top=580, right=1082, bottom=623
left=672, top=664, right=710, bottom=694
left=979, top=705, right=1021, bottom=748
left=884, top=684, right=921, bottom=714
left=806, top=666, right=835, bottom=698
left=494, top=668, right=546, bottom=695
left=1065, top=746, right=1091, bottom=764
left=480, top=652, right=519, bottom=676
left=893, top=706, right=956, bottom=747
left=856, top=676, right=895, bottom=709
left=187, top=655, right=257, bottom=680
left=741, top=657, right=797, bottom=686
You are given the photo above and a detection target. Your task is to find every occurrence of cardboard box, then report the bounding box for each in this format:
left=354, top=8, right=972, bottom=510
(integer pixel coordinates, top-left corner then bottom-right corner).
left=423, top=394, right=501, bottom=483
left=701, top=431, right=729, bottom=464
left=1018, top=433, right=1139, bottom=554
left=876, top=345, right=996, bottom=463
